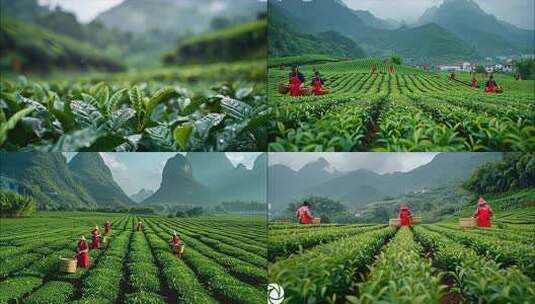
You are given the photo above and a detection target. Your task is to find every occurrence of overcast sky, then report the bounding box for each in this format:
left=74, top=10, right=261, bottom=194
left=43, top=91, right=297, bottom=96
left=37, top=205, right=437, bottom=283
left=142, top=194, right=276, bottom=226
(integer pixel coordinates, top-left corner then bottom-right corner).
left=37, top=0, right=533, bottom=29
left=64, top=153, right=261, bottom=195
left=38, top=0, right=125, bottom=23
left=343, top=0, right=534, bottom=29
left=269, top=152, right=439, bottom=174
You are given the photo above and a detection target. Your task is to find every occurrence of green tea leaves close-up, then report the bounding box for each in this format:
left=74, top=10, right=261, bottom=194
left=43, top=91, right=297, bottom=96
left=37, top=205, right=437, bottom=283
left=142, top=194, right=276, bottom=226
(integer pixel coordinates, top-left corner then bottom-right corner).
left=0, top=77, right=268, bottom=152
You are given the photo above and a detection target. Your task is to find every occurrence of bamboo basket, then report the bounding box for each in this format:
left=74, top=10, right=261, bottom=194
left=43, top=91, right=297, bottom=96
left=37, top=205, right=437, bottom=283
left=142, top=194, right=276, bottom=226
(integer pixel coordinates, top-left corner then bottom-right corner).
left=459, top=217, right=476, bottom=229
left=278, top=84, right=289, bottom=94
left=59, top=257, right=77, bottom=273
left=312, top=217, right=321, bottom=224
left=180, top=245, right=185, bottom=254
left=412, top=217, right=422, bottom=225
left=389, top=218, right=401, bottom=227
left=301, top=87, right=313, bottom=96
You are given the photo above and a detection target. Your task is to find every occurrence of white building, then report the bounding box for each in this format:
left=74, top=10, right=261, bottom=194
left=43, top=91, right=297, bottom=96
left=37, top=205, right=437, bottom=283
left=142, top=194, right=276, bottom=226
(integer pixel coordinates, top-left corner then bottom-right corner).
left=438, top=62, right=473, bottom=72
left=502, top=63, right=514, bottom=72
left=461, top=62, right=472, bottom=71
left=439, top=65, right=462, bottom=71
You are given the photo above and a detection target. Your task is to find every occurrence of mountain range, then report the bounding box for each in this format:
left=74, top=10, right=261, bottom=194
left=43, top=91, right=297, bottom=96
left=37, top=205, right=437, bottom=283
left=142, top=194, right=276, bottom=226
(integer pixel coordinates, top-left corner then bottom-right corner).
left=0, top=152, right=266, bottom=210
left=94, top=0, right=265, bottom=35
left=417, top=0, right=533, bottom=56
left=143, top=152, right=266, bottom=206
left=186, top=152, right=267, bottom=202
left=130, top=189, right=155, bottom=203
left=1, top=153, right=103, bottom=209
left=143, top=153, right=212, bottom=205
left=69, top=153, right=134, bottom=207
left=270, top=0, right=534, bottom=62
left=268, top=3, right=366, bottom=58
left=268, top=153, right=501, bottom=211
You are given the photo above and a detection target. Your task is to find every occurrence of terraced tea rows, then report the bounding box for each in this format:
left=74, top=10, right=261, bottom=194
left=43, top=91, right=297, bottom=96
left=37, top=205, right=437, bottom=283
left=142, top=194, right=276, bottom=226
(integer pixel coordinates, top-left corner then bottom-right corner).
left=268, top=59, right=535, bottom=151
left=0, top=212, right=266, bottom=304
left=268, top=209, right=535, bottom=303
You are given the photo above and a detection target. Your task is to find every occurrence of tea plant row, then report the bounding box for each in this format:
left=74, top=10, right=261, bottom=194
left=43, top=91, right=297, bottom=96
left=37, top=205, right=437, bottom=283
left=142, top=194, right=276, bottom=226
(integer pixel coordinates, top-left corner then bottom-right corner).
left=0, top=213, right=266, bottom=304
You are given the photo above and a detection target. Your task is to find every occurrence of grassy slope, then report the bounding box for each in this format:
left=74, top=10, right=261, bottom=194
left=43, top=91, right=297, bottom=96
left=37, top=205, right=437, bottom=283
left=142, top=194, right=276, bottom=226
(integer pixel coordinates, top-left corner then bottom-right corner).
left=441, top=187, right=535, bottom=224
left=268, top=3, right=365, bottom=59
left=0, top=17, right=122, bottom=72
left=440, top=71, right=535, bottom=95
left=268, top=54, right=347, bottom=68
left=169, top=19, right=267, bottom=64
left=39, top=60, right=266, bottom=95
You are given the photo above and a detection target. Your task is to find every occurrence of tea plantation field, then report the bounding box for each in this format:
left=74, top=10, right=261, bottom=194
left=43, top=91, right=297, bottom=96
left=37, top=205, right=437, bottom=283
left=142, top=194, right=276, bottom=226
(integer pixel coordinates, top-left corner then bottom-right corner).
left=0, top=213, right=267, bottom=304
left=1, top=60, right=268, bottom=152
left=268, top=205, right=535, bottom=303
left=268, top=58, right=535, bottom=152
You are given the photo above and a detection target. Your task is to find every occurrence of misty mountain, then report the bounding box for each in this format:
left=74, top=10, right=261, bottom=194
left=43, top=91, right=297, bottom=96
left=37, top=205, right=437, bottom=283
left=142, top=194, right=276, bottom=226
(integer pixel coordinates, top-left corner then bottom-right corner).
left=269, top=153, right=501, bottom=210
left=186, top=152, right=236, bottom=185
left=268, top=2, right=365, bottom=58
left=143, top=154, right=212, bottom=206
left=222, top=152, right=266, bottom=203
left=186, top=153, right=267, bottom=202
left=69, top=153, right=134, bottom=207
left=94, top=0, right=265, bottom=35
left=0, top=153, right=96, bottom=209
left=268, top=157, right=342, bottom=208
left=271, top=0, right=479, bottom=63
left=130, top=189, right=155, bottom=203
left=352, top=10, right=400, bottom=30
left=417, top=0, right=534, bottom=55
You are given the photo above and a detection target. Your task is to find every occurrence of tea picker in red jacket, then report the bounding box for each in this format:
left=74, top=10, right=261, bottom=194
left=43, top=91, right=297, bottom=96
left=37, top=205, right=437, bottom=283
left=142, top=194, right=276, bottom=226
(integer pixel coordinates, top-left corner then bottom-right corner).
left=311, top=71, right=330, bottom=96
left=91, top=225, right=100, bottom=249
left=296, top=201, right=313, bottom=224
left=170, top=231, right=184, bottom=258
left=289, top=65, right=305, bottom=97
left=76, top=235, right=90, bottom=268
left=473, top=196, right=493, bottom=227
left=136, top=221, right=144, bottom=231
left=399, top=203, right=412, bottom=226
left=104, top=220, right=112, bottom=235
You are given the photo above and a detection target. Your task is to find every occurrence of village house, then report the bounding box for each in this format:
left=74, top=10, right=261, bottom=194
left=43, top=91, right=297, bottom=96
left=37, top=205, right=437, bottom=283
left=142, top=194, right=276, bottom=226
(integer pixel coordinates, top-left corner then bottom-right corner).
left=438, top=61, right=473, bottom=72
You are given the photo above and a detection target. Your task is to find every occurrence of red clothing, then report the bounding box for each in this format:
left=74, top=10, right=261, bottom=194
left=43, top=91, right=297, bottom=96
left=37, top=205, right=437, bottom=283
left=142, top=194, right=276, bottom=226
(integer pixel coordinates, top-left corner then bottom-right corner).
left=136, top=223, right=144, bottom=231
left=485, top=80, right=496, bottom=93
left=471, top=79, right=478, bottom=88
left=91, top=229, right=100, bottom=249
left=296, top=206, right=313, bottom=224
left=104, top=222, right=111, bottom=235
left=474, top=205, right=493, bottom=227
left=399, top=207, right=411, bottom=226
left=171, top=235, right=183, bottom=257
left=171, top=235, right=182, bottom=246
left=289, top=74, right=303, bottom=96
left=76, top=240, right=90, bottom=268
left=312, top=78, right=325, bottom=95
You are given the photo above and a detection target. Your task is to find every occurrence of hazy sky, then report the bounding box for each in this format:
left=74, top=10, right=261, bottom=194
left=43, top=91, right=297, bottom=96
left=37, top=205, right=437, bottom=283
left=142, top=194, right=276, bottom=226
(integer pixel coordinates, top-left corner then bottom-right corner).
left=343, top=0, right=534, bottom=29
left=269, top=152, right=439, bottom=174
left=38, top=0, right=125, bottom=23
left=64, top=153, right=262, bottom=195
left=37, top=0, right=533, bottom=29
